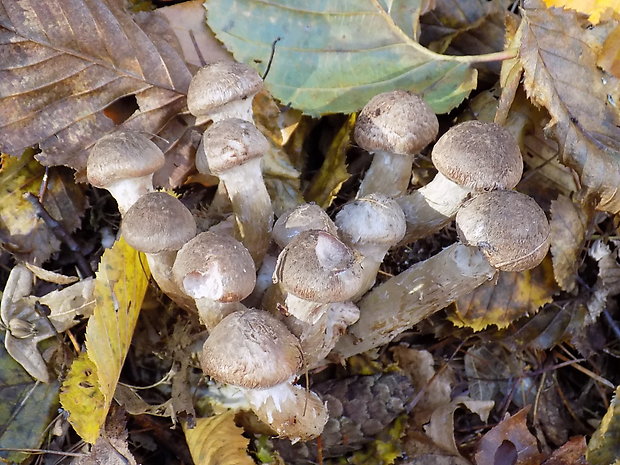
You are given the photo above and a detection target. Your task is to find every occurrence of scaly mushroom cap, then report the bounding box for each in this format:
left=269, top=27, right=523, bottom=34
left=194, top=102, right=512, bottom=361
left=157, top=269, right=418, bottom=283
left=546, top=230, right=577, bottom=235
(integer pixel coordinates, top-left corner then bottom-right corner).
left=274, top=230, right=363, bottom=303
left=87, top=131, right=165, bottom=188
left=187, top=61, right=263, bottom=117
left=354, top=90, right=438, bottom=155
left=122, top=192, right=197, bottom=254
left=200, top=309, right=303, bottom=389
left=172, top=231, right=256, bottom=302
left=456, top=190, right=550, bottom=272
left=199, top=118, right=270, bottom=175
left=431, top=120, right=523, bottom=191
left=272, top=203, right=338, bottom=248
left=335, top=194, right=406, bottom=250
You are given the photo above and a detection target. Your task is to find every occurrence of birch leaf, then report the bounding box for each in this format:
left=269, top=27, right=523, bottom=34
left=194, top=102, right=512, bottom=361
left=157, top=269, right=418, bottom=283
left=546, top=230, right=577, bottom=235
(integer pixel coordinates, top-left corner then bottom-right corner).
left=206, top=0, right=479, bottom=116
left=60, top=238, right=149, bottom=443
left=0, top=0, right=194, bottom=175
left=519, top=0, right=620, bottom=214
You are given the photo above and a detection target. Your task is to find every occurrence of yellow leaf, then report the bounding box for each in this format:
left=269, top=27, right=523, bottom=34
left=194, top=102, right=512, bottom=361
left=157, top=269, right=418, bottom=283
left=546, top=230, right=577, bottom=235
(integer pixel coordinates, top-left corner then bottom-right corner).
left=184, top=411, right=254, bottom=465
left=62, top=238, right=149, bottom=443
left=304, top=115, right=354, bottom=209
left=587, top=385, right=620, bottom=465
left=543, top=0, right=620, bottom=24
left=449, top=257, right=557, bottom=331
left=59, top=353, right=106, bottom=444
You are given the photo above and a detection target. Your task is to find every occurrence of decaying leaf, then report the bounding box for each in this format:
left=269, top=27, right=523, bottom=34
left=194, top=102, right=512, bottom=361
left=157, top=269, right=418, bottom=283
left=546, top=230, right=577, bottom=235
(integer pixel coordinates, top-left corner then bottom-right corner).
left=587, top=385, right=620, bottom=465
left=24, top=263, right=79, bottom=285
left=543, top=0, right=620, bottom=24
left=206, top=0, right=481, bottom=116
left=184, top=411, right=255, bottom=465
left=304, top=115, right=355, bottom=208
left=402, top=430, right=471, bottom=465
left=587, top=240, right=620, bottom=325
left=449, top=258, right=557, bottom=331
left=542, top=436, right=588, bottom=465
left=61, top=238, right=149, bottom=443
left=0, top=333, right=59, bottom=464
left=597, top=24, right=620, bottom=78
left=0, top=0, right=194, bottom=177
left=0, top=152, right=86, bottom=264
left=519, top=0, right=620, bottom=214
left=475, top=407, right=544, bottom=465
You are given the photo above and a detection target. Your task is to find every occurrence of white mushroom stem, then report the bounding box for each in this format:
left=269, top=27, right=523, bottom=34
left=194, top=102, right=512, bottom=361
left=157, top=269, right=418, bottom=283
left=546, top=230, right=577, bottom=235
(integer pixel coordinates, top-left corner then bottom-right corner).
left=106, top=176, right=156, bottom=216
left=284, top=293, right=328, bottom=324
left=198, top=98, right=255, bottom=125
left=396, top=172, right=472, bottom=244
left=333, top=243, right=497, bottom=359
left=219, top=158, right=273, bottom=265
left=244, top=382, right=328, bottom=442
left=350, top=243, right=393, bottom=301
left=358, top=151, right=413, bottom=198
left=145, top=252, right=196, bottom=311
left=195, top=299, right=246, bottom=331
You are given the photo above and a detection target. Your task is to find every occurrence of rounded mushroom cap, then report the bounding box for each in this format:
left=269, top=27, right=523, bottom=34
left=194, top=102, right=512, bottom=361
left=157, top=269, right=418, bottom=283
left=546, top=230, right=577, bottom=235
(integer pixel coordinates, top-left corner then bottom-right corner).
left=456, top=190, right=550, bottom=272
left=200, top=308, right=303, bottom=388
left=87, top=131, right=165, bottom=188
left=274, top=230, right=363, bottom=303
left=272, top=203, right=338, bottom=248
left=431, top=120, right=523, bottom=191
left=335, top=194, right=406, bottom=250
left=200, top=118, right=270, bottom=175
left=172, top=231, right=256, bottom=302
left=354, top=90, right=438, bottom=156
left=187, top=61, right=263, bottom=117
left=122, top=192, right=197, bottom=254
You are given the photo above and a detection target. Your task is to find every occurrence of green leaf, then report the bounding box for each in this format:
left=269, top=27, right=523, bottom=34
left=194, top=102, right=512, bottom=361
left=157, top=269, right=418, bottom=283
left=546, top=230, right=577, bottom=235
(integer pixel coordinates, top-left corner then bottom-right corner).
left=0, top=333, right=59, bottom=464
left=205, top=0, right=479, bottom=115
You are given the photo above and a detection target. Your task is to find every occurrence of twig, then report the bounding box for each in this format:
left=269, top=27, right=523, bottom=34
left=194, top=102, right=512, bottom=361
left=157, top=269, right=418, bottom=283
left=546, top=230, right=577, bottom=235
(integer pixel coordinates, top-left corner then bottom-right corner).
left=24, top=193, right=93, bottom=278
left=262, top=37, right=281, bottom=80
left=0, top=447, right=86, bottom=457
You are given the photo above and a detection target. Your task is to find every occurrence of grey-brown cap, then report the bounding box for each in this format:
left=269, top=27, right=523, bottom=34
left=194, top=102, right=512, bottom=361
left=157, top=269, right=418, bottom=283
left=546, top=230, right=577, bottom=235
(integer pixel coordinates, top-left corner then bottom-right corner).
left=272, top=203, right=338, bottom=248
left=274, top=230, right=363, bottom=303
left=187, top=61, right=263, bottom=117
left=456, top=190, right=550, bottom=272
left=431, top=120, right=523, bottom=191
left=172, top=231, right=256, bottom=302
left=354, top=90, right=438, bottom=156
left=200, top=118, right=270, bottom=175
left=200, top=308, right=303, bottom=388
left=122, top=192, right=196, bottom=254
left=87, top=131, right=165, bottom=188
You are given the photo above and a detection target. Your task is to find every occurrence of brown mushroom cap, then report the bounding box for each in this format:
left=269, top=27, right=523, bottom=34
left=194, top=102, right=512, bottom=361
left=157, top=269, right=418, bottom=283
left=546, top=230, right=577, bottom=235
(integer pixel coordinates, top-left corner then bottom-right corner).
left=335, top=194, right=406, bottom=250
left=172, top=231, right=256, bottom=302
left=455, top=190, right=550, bottom=272
left=199, top=118, right=270, bottom=175
left=272, top=203, right=338, bottom=248
left=122, top=192, right=197, bottom=254
left=274, top=230, right=363, bottom=303
left=354, top=90, right=438, bottom=156
left=200, top=309, right=303, bottom=389
left=87, top=131, right=165, bottom=188
left=431, top=120, right=523, bottom=191
left=187, top=61, right=263, bottom=117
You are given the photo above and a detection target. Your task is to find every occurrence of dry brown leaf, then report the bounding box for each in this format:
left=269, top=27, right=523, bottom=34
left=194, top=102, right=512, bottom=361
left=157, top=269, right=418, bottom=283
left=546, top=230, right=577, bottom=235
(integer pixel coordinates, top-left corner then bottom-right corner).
left=0, top=0, right=194, bottom=178
left=597, top=24, right=620, bottom=77
left=24, top=263, right=79, bottom=284
left=449, top=258, right=557, bottom=331
left=402, top=431, right=472, bottom=465
left=542, top=436, right=588, bottom=465
left=475, top=407, right=544, bottom=465
left=587, top=240, right=620, bottom=324
left=519, top=0, right=620, bottom=214
left=549, top=195, right=589, bottom=292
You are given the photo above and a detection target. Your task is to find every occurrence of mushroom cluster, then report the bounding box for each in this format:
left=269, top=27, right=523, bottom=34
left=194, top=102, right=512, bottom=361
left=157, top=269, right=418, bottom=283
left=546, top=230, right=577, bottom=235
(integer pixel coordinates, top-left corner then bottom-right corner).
left=85, top=68, right=551, bottom=443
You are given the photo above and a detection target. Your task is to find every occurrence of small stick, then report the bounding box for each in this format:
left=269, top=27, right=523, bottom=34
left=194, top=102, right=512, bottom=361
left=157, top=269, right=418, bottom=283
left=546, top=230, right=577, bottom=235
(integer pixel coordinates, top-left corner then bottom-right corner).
left=24, top=193, right=93, bottom=278
left=38, top=166, right=50, bottom=202
left=262, top=37, right=281, bottom=80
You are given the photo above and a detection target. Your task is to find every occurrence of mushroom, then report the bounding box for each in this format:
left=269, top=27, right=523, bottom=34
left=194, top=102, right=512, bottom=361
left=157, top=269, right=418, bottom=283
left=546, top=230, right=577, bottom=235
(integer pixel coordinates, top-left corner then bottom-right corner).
left=121, top=192, right=197, bottom=310
left=396, top=120, right=523, bottom=244
left=200, top=118, right=274, bottom=265
left=272, top=203, right=338, bottom=249
left=187, top=61, right=263, bottom=124
left=201, top=309, right=328, bottom=441
left=334, top=190, right=550, bottom=359
left=172, top=231, right=256, bottom=330
left=335, top=194, right=406, bottom=299
left=87, top=131, right=165, bottom=215
left=274, top=230, right=364, bottom=323
left=355, top=90, right=438, bottom=198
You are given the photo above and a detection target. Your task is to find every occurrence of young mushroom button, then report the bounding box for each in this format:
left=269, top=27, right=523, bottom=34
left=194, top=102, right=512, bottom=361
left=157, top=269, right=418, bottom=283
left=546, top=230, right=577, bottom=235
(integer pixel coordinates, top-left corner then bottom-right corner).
left=121, top=192, right=197, bottom=310
left=334, top=190, right=550, bottom=359
left=397, top=120, right=523, bottom=244
left=355, top=90, right=438, bottom=198
left=187, top=61, right=263, bottom=124
left=87, top=131, right=165, bottom=215
left=172, top=231, right=256, bottom=330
